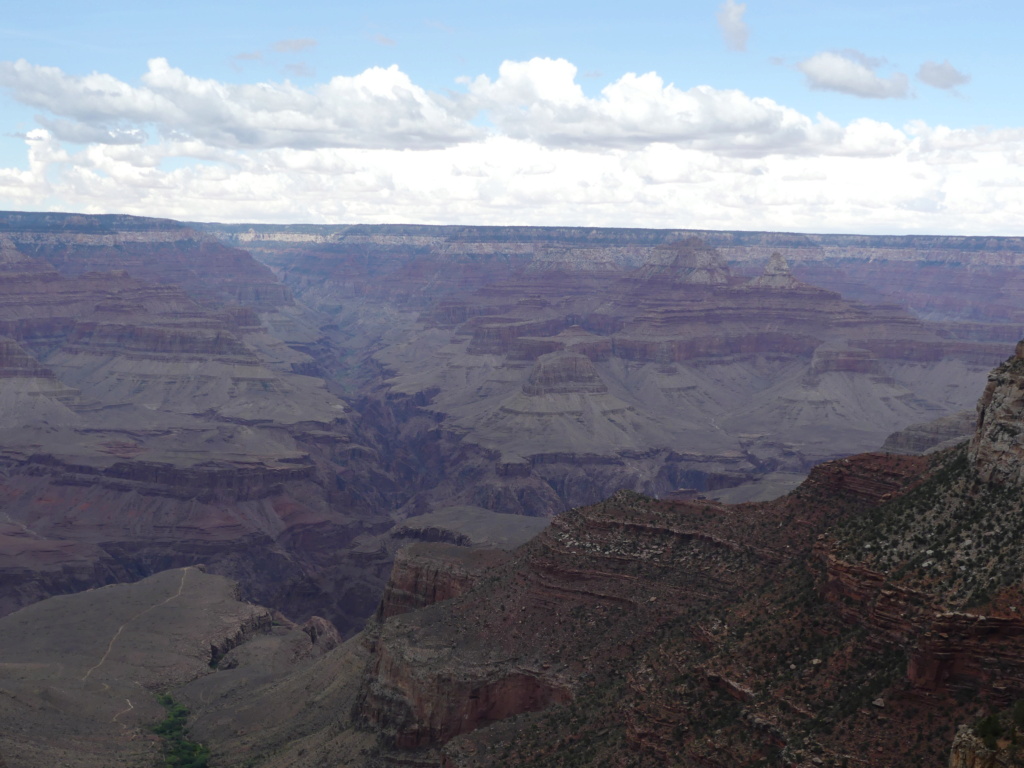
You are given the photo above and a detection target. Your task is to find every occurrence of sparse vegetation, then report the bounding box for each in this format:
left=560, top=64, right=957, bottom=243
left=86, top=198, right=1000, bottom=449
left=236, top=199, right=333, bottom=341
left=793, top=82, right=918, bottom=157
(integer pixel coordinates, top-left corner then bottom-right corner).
left=152, top=693, right=210, bottom=768
left=831, top=442, right=1024, bottom=607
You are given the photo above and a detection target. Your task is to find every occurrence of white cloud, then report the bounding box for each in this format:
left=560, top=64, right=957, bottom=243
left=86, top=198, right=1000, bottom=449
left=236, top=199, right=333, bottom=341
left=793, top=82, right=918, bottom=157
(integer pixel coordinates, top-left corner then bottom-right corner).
left=717, top=0, right=749, bottom=52
left=0, top=58, right=478, bottom=150
left=798, top=51, right=909, bottom=99
left=917, top=60, right=970, bottom=90
left=6, top=122, right=1024, bottom=235
left=0, top=56, right=911, bottom=159
left=2, top=57, right=1024, bottom=235
left=466, top=58, right=876, bottom=156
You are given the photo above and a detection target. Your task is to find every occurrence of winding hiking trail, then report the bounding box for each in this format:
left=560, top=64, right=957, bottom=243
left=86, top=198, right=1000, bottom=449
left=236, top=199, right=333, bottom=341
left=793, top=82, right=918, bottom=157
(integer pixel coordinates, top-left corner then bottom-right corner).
left=81, top=567, right=192, bottom=683
left=112, top=698, right=134, bottom=727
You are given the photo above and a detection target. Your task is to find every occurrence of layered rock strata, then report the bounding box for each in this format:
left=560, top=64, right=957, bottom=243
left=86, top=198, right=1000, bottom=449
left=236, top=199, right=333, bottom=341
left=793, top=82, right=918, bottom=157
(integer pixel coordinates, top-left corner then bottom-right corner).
left=360, top=238, right=999, bottom=513
left=0, top=216, right=394, bottom=633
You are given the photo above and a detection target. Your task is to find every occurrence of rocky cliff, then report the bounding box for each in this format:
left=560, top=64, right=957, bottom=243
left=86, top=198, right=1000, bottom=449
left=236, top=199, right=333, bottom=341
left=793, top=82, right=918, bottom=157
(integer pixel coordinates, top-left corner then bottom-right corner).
left=4, top=210, right=1023, bottom=657
left=326, top=341, right=1024, bottom=767
left=969, top=340, right=1024, bottom=486
left=3, top=228, right=1023, bottom=767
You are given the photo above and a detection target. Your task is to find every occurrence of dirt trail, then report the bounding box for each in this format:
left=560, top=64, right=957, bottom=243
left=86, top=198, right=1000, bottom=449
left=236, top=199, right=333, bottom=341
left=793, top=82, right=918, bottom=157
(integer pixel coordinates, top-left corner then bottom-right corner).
left=112, top=698, right=134, bottom=726
left=81, top=567, right=191, bottom=682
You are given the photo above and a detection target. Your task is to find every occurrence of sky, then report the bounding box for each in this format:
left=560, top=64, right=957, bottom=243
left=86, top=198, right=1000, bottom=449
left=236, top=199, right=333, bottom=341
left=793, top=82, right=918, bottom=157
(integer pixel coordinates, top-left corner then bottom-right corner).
left=1, top=0, right=1022, bottom=234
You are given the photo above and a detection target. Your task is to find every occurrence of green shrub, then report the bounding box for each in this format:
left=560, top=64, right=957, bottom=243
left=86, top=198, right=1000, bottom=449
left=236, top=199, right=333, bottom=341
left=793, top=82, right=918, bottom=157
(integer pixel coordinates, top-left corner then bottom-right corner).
left=152, top=693, right=210, bottom=768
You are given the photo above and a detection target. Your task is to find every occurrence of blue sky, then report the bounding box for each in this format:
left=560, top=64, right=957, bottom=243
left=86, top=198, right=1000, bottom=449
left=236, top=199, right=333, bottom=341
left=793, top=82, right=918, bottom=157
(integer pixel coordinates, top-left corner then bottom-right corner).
left=2, top=1, right=1022, bottom=234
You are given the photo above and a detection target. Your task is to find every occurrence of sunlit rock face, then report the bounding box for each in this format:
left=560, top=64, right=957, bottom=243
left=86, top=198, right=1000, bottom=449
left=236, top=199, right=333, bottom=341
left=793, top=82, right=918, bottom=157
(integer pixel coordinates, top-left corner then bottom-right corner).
left=969, top=341, right=1024, bottom=487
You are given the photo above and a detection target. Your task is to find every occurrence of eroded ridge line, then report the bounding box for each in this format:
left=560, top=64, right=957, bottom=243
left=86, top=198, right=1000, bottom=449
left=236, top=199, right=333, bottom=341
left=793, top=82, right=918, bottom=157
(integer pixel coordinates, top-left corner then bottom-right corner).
left=81, top=567, right=191, bottom=682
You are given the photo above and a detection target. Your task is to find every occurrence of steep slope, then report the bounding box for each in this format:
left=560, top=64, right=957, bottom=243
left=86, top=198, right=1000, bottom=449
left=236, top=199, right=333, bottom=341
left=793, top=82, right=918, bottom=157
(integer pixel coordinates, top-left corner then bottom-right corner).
left=0, top=567, right=273, bottom=768
left=331, top=341, right=1024, bottom=767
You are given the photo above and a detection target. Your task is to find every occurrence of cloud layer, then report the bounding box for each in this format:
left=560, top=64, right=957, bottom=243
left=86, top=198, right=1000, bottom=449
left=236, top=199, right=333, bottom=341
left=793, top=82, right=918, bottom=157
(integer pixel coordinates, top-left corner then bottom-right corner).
left=0, top=58, right=476, bottom=150
left=0, top=57, right=1020, bottom=235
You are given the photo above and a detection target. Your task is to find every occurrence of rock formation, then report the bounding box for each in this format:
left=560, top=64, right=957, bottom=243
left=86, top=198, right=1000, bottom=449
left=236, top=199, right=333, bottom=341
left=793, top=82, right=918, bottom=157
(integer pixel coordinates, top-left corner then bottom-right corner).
left=969, top=340, right=1024, bottom=486
left=4, top=237, right=1024, bottom=766
left=882, top=410, right=976, bottom=454
left=4, top=210, right=1024, bottom=659
left=747, top=251, right=801, bottom=289
left=320, top=340, right=1024, bottom=767
left=179, top=220, right=1024, bottom=516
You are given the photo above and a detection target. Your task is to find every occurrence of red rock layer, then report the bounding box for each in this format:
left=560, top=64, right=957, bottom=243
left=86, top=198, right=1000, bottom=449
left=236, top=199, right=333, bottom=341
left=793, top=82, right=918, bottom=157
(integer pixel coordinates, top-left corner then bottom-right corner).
left=353, top=452, right=1019, bottom=767
left=376, top=543, right=512, bottom=621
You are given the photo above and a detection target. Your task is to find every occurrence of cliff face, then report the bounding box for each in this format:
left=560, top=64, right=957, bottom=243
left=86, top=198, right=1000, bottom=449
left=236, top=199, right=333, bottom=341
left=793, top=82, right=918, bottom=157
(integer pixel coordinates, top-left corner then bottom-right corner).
left=969, top=341, right=1024, bottom=486
left=353, top=459, right=947, bottom=766
left=2, top=212, right=291, bottom=309
left=200, top=221, right=1024, bottom=327
left=948, top=726, right=1002, bottom=768
left=375, top=543, right=512, bottom=621
left=335, top=343, right=1024, bottom=768
left=327, top=236, right=997, bottom=515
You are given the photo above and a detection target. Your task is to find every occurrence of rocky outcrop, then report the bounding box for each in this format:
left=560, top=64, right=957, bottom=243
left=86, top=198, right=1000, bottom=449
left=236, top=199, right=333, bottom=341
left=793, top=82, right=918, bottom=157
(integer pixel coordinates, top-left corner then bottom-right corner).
left=632, top=237, right=731, bottom=285
left=949, top=725, right=1005, bottom=768
left=64, top=321, right=255, bottom=359
left=746, top=252, right=801, bottom=289
left=908, top=611, right=1024, bottom=701
left=376, top=543, right=512, bottom=621
left=795, top=450, right=929, bottom=505
left=883, top=410, right=976, bottom=454
left=351, top=459, right=936, bottom=766
left=521, top=353, right=608, bottom=396
left=816, top=544, right=1024, bottom=703
left=359, top=650, right=571, bottom=750
left=969, top=342, right=1024, bottom=486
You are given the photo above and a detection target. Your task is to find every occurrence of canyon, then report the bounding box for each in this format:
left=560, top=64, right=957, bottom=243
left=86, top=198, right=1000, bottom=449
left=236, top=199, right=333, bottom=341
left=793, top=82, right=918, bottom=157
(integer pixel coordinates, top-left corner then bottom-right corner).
left=2, top=212, right=1023, bottom=633
left=5, top=343, right=1024, bottom=766
left=4, top=212, right=1024, bottom=765
left=203, top=223, right=1012, bottom=514
left=175, top=340, right=1024, bottom=768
